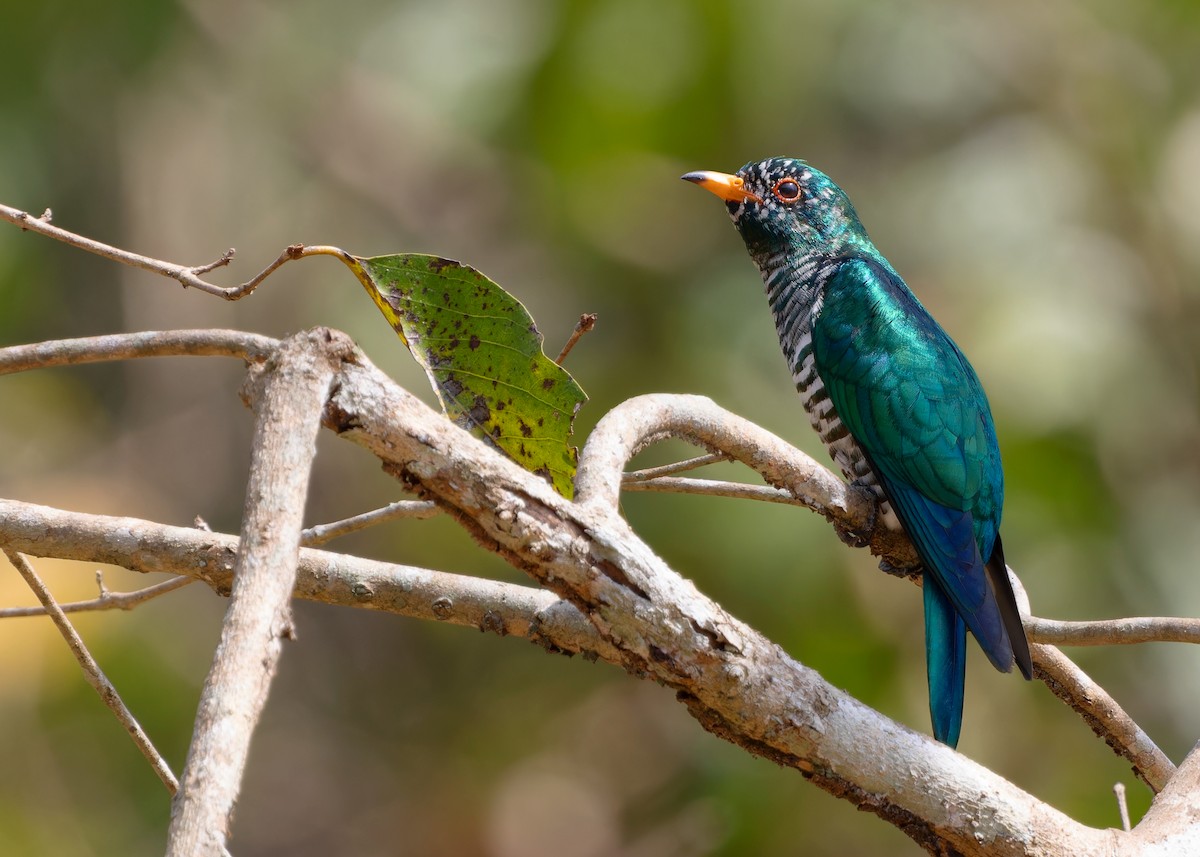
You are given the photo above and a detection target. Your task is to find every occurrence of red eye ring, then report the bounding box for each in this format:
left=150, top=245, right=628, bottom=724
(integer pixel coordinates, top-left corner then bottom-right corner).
left=772, top=178, right=802, bottom=203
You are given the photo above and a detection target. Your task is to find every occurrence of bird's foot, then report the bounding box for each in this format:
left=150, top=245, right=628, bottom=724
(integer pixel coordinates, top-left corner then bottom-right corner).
left=831, top=479, right=877, bottom=548
left=877, top=558, right=922, bottom=582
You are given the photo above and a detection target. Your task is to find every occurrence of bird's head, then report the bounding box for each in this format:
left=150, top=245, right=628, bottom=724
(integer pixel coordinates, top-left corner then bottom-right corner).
left=682, top=157, right=872, bottom=264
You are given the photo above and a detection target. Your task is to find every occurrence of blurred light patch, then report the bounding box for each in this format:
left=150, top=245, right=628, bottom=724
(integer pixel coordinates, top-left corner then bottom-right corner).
left=1159, top=111, right=1200, bottom=267
left=486, top=761, right=619, bottom=857
left=359, top=0, right=556, bottom=133
left=562, top=150, right=715, bottom=271
left=569, top=0, right=698, bottom=111
left=837, top=4, right=1000, bottom=127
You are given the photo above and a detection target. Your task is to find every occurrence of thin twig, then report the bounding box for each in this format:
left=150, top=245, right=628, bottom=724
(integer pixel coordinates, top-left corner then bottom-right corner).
left=623, top=475, right=1200, bottom=648
left=621, top=474, right=1198, bottom=653
left=0, top=200, right=245, bottom=297
left=622, top=475, right=805, bottom=506
left=3, top=550, right=179, bottom=793
left=555, top=313, right=597, bottom=365
left=1114, top=783, right=1131, bottom=832
left=0, top=575, right=194, bottom=619
left=0, top=201, right=351, bottom=301
left=301, top=500, right=440, bottom=547
left=1028, top=616, right=1200, bottom=646
left=622, top=453, right=731, bottom=482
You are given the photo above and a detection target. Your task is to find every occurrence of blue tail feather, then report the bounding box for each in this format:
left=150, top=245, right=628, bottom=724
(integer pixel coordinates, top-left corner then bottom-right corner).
left=924, top=577, right=967, bottom=748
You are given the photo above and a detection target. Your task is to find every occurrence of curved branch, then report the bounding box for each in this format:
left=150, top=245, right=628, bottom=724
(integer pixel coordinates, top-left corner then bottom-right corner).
left=577, top=393, right=916, bottom=561
left=575, top=393, right=1172, bottom=792
left=323, top=353, right=1119, bottom=855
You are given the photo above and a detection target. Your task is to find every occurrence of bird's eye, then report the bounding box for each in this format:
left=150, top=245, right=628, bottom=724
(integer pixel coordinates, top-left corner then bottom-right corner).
left=772, top=179, right=802, bottom=203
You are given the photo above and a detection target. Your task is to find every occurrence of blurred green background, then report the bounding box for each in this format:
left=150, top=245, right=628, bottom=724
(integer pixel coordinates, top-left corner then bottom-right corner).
left=2, top=0, right=1199, bottom=853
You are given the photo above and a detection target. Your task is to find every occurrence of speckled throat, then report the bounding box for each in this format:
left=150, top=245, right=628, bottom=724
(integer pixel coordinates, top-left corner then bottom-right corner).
left=755, top=251, right=898, bottom=528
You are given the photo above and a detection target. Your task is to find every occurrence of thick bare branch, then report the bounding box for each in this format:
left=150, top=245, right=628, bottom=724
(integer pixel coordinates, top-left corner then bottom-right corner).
left=166, top=328, right=348, bottom=857
left=323, top=354, right=1117, bottom=856
left=1133, top=742, right=1200, bottom=852
left=0, top=321, right=1186, bottom=851
left=0, top=497, right=617, bottom=661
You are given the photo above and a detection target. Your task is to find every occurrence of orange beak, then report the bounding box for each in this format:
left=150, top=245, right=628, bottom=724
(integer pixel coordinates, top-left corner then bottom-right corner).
left=680, top=170, right=763, bottom=204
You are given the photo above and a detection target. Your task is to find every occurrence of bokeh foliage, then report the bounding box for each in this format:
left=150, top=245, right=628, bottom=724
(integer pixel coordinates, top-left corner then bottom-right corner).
left=2, top=0, right=1200, bottom=854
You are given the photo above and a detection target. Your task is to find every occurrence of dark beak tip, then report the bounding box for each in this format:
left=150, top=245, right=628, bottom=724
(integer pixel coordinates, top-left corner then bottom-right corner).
left=680, top=171, right=705, bottom=184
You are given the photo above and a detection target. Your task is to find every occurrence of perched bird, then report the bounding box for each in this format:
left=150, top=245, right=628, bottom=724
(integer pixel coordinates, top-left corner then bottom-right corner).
left=683, top=158, right=1032, bottom=747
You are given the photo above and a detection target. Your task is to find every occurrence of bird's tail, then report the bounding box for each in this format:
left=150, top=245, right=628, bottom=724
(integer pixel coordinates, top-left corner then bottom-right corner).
left=924, top=577, right=967, bottom=748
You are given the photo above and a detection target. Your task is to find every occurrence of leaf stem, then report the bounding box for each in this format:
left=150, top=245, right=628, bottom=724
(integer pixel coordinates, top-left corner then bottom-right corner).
left=555, top=312, right=597, bottom=364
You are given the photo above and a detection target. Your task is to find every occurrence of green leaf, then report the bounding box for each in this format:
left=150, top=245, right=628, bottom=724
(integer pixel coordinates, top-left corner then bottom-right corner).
left=348, top=253, right=587, bottom=498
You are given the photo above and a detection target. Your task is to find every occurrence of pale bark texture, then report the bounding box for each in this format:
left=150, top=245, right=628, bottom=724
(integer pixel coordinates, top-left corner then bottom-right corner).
left=3, top=327, right=1199, bottom=855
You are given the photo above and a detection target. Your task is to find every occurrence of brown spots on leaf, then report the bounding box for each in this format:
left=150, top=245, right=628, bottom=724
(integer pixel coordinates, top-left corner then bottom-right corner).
left=468, top=395, right=490, bottom=425
left=363, top=253, right=586, bottom=500
left=442, top=377, right=464, bottom=399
